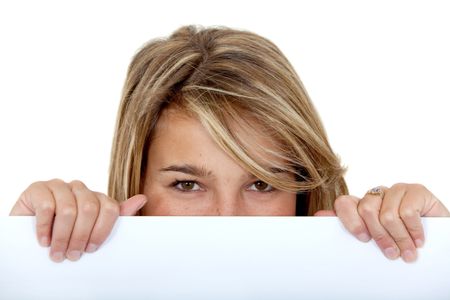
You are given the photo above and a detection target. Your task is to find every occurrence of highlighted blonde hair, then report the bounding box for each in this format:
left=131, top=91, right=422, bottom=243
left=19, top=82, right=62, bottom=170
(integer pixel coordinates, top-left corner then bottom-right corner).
left=108, top=25, right=348, bottom=215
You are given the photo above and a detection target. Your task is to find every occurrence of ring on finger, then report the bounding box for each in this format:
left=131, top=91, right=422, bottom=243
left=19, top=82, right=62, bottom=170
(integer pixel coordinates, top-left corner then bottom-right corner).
left=366, top=186, right=385, bottom=199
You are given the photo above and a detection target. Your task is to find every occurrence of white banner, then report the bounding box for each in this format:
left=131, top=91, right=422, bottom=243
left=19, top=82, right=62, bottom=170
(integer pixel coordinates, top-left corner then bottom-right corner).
left=1, top=217, right=449, bottom=299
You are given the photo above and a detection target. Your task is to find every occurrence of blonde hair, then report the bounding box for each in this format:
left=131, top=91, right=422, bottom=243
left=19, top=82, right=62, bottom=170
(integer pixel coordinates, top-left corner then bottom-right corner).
left=108, top=25, right=348, bottom=215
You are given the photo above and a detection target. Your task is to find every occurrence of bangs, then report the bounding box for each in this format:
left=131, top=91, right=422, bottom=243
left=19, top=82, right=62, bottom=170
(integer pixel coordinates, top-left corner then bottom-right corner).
left=167, top=89, right=321, bottom=193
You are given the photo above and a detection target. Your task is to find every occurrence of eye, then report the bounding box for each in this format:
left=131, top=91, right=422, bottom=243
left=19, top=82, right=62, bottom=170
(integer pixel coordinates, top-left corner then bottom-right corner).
left=172, top=180, right=201, bottom=192
left=248, top=180, right=274, bottom=192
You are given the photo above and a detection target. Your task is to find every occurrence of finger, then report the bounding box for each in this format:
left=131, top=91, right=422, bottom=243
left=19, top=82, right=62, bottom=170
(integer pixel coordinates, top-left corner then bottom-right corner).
left=357, top=191, right=401, bottom=260
left=398, top=184, right=449, bottom=249
left=84, top=193, right=121, bottom=253
left=65, top=186, right=101, bottom=261
left=419, top=185, right=450, bottom=217
left=313, top=210, right=337, bottom=216
left=334, top=195, right=371, bottom=242
left=398, top=187, right=425, bottom=249
left=48, top=180, right=79, bottom=263
left=120, top=194, right=148, bottom=216
left=424, top=198, right=450, bottom=216
left=10, top=190, right=36, bottom=215
left=380, top=184, right=417, bottom=263
left=10, top=181, right=57, bottom=248
left=83, top=194, right=147, bottom=253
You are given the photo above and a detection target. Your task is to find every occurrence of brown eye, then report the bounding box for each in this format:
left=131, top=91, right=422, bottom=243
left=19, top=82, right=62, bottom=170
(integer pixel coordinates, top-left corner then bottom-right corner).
left=181, top=182, right=195, bottom=190
left=249, top=181, right=274, bottom=192
left=255, top=181, right=268, bottom=190
left=174, top=181, right=200, bottom=191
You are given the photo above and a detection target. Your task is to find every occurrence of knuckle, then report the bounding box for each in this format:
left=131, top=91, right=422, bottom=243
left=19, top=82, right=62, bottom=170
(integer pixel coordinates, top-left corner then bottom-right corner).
left=52, top=236, right=70, bottom=248
left=333, top=195, right=351, bottom=210
left=60, top=206, right=77, bottom=218
left=411, top=183, right=423, bottom=188
left=70, top=180, right=86, bottom=189
left=95, top=192, right=109, bottom=199
left=348, top=222, right=366, bottom=235
left=69, top=235, right=90, bottom=247
left=70, top=179, right=83, bottom=185
left=39, top=201, right=55, bottom=214
left=357, top=203, right=374, bottom=218
left=406, top=225, right=422, bottom=235
left=399, top=208, right=417, bottom=220
left=393, top=235, right=412, bottom=246
left=102, top=202, right=119, bottom=217
left=380, top=212, right=397, bottom=227
left=371, top=232, right=387, bottom=243
left=391, top=182, right=407, bottom=190
left=411, top=183, right=427, bottom=193
left=29, top=181, right=45, bottom=187
left=80, top=200, right=99, bottom=215
left=28, top=181, right=45, bottom=191
left=36, top=219, right=53, bottom=231
left=22, top=189, right=55, bottom=213
left=47, top=178, right=65, bottom=185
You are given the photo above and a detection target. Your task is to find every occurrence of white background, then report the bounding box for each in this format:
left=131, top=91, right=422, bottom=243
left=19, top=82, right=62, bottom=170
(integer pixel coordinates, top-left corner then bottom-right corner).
left=0, top=0, right=449, bottom=215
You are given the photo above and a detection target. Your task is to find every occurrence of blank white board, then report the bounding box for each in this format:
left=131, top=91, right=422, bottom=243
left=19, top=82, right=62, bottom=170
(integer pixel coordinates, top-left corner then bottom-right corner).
left=1, top=217, right=449, bottom=299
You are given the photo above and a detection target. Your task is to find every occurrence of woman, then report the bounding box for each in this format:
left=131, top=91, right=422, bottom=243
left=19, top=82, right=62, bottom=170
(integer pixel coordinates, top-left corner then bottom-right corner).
left=10, top=25, right=449, bottom=263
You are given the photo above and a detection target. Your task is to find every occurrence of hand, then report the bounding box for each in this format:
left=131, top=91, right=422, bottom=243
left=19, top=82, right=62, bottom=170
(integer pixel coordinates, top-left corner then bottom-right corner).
left=315, top=183, right=450, bottom=263
left=10, top=179, right=148, bottom=263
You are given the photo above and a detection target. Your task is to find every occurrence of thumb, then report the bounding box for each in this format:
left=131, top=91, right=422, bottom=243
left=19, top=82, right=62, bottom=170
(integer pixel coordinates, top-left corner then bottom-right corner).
left=9, top=196, right=35, bottom=216
left=422, top=194, right=450, bottom=217
left=119, top=194, right=148, bottom=216
left=313, top=210, right=337, bottom=217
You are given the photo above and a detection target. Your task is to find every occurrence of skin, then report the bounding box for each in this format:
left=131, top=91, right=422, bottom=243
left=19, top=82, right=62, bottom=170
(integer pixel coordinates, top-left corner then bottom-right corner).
left=316, top=185, right=450, bottom=262
left=140, top=108, right=296, bottom=216
left=9, top=108, right=450, bottom=263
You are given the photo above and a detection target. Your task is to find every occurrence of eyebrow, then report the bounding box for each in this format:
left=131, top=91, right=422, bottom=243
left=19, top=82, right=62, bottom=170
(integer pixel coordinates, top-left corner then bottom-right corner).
left=159, top=164, right=288, bottom=178
left=159, top=164, right=213, bottom=178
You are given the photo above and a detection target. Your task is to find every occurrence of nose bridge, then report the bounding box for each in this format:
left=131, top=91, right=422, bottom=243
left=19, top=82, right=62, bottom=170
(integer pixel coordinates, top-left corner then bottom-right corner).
left=214, top=188, right=242, bottom=216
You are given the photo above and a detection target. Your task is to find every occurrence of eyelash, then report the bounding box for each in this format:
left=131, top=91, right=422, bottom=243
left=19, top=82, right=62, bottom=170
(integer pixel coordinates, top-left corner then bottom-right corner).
left=170, top=180, right=202, bottom=193
left=170, top=180, right=276, bottom=193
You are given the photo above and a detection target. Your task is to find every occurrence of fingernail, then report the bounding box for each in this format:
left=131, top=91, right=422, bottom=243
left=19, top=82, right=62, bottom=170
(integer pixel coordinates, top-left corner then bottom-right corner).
left=356, top=233, right=371, bottom=242
left=415, top=239, right=424, bottom=248
left=86, top=243, right=98, bottom=253
left=137, top=200, right=147, bottom=211
left=383, top=247, right=399, bottom=260
left=67, top=250, right=81, bottom=261
left=402, top=250, right=417, bottom=263
left=51, top=252, right=65, bottom=263
left=39, top=236, right=49, bottom=247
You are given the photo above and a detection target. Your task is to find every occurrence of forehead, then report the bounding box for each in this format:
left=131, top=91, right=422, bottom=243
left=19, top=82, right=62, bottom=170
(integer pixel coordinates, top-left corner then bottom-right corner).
left=149, top=107, right=286, bottom=167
